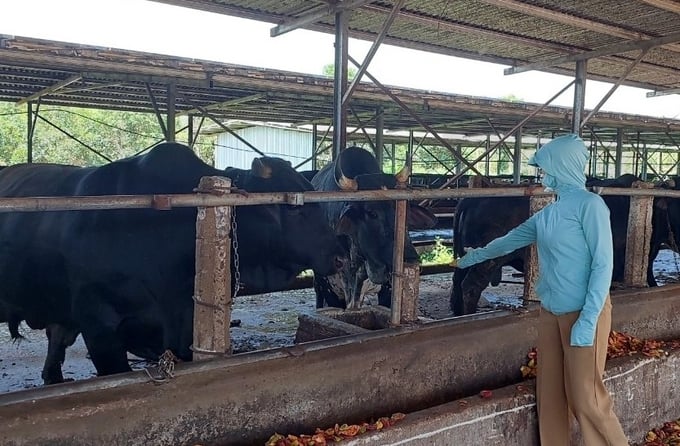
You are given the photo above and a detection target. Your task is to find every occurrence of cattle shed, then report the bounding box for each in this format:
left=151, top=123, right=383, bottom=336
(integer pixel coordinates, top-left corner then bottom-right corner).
left=2, top=1, right=680, bottom=444
left=2, top=33, right=680, bottom=181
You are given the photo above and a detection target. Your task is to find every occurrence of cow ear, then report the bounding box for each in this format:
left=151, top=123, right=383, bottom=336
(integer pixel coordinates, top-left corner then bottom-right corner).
left=655, top=198, right=669, bottom=210
left=336, top=205, right=360, bottom=235
left=407, top=205, right=438, bottom=229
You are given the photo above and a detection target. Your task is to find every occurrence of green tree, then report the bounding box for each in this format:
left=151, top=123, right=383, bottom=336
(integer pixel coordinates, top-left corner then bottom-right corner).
left=322, top=63, right=358, bottom=81
left=0, top=102, right=216, bottom=166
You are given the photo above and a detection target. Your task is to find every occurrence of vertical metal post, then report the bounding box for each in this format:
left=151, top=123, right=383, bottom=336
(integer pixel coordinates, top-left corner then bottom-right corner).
left=193, top=176, right=233, bottom=360
left=485, top=134, right=491, bottom=176
left=590, top=139, right=597, bottom=177
left=27, top=102, right=34, bottom=163
left=332, top=10, right=349, bottom=159
left=407, top=130, right=414, bottom=170
left=641, top=142, right=649, bottom=181
left=455, top=144, right=463, bottom=175
left=513, top=127, right=522, bottom=184
left=188, top=114, right=194, bottom=148
left=312, top=124, right=318, bottom=171
left=391, top=143, right=396, bottom=174
left=375, top=107, right=384, bottom=170
left=166, top=82, right=176, bottom=142
left=572, top=60, right=587, bottom=135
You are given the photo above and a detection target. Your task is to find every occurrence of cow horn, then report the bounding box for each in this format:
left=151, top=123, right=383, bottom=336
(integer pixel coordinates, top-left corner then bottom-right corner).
left=395, top=165, right=410, bottom=183
left=252, top=158, right=272, bottom=179
left=338, top=174, right=358, bottom=191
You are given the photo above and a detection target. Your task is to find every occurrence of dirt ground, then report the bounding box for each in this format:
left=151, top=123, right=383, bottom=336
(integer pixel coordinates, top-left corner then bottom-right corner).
left=1, top=250, right=678, bottom=394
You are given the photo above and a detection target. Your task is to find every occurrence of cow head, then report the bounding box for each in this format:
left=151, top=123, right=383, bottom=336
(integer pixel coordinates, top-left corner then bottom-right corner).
left=227, top=157, right=346, bottom=292
left=332, top=147, right=437, bottom=285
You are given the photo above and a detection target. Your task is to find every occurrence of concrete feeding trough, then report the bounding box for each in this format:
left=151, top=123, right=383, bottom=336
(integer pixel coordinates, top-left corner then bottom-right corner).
left=2, top=284, right=680, bottom=446
left=296, top=263, right=424, bottom=343
left=295, top=306, right=392, bottom=343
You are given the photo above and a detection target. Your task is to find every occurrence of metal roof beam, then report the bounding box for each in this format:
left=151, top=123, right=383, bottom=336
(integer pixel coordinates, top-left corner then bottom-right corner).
left=270, top=0, right=373, bottom=37
left=640, top=0, right=680, bottom=14
left=82, top=71, right=212, bottom=89
left=505, top=30, right=680, bottom=75
left=646, top=87, right=680, bottom=97
left=478, top=0, right=680, bottom=53
left=16, top=74, right=81, bottom=105
left=179, top=93, right=266, bottom=115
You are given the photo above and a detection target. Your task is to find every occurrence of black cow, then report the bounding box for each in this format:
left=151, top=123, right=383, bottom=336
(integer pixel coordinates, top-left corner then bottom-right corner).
left=0, top=142, right=345, bottom=383
left=451, top=174, right=677, bottom=315
left=311, top=146, right=437, bottom=309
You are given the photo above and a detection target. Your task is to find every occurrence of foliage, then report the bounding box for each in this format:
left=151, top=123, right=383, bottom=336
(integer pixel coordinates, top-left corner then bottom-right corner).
left=419, top=238, right=453, bottom=265
left=501, top=94, right=523, bottom=102
left=0, top=102, right=216, bottom=166
left=322, top=63, right=358, bottom=81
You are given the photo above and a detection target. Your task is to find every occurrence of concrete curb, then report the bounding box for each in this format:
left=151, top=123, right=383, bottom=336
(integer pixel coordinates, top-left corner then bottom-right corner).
left=344, top=351, right=680, bottom=445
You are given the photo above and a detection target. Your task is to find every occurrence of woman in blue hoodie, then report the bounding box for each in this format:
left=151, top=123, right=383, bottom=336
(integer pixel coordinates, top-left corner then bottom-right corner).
left=455, top=134, right=628, bottom=445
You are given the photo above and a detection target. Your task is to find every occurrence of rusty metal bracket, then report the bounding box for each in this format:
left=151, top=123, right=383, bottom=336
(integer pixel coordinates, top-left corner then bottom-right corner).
left=286, top=192, right=305, bottom=206
left=151, top=195, right=172, bottom=210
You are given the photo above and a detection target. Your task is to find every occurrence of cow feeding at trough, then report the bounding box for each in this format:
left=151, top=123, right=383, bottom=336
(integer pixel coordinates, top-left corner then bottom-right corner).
left=310, top=146, right=437, bottom=310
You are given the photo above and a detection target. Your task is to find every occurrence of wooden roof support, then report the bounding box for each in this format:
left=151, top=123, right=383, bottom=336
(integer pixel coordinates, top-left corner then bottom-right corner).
left=17, top=74, right=81, bottom=106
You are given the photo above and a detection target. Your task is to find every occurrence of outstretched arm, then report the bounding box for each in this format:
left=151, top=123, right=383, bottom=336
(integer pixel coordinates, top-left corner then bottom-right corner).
left=456, top=216, right=538, bottom=269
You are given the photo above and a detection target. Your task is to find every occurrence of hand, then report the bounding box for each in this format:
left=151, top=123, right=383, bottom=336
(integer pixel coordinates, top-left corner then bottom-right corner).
left=451, top=247, right=474, bottom=269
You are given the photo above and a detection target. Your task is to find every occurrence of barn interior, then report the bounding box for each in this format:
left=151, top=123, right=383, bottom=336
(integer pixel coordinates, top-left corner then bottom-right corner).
left=1, top=1, right=680, bottom=445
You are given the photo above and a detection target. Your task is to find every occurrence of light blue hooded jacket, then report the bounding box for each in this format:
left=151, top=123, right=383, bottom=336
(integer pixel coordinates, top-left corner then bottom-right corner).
left=457, top=134, right=613, bottom=347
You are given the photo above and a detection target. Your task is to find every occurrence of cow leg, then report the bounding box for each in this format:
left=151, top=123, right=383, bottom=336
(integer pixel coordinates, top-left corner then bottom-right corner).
left=451, top=267, right=467, bottom=316
left=460, top=262, right=501, bottom=315
left=377, top=283, right=391, bottom=308
left=41, top=323, right=79, bottom=385
left=73, top=288, right=131, bottom=377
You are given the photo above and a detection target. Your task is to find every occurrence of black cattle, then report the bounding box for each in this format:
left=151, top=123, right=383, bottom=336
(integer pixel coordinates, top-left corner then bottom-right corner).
left=0, top=142, right=344, bottom=383
left=311, top=146, right=437, bottom=309
left=451, top=174, right=677, bottom=315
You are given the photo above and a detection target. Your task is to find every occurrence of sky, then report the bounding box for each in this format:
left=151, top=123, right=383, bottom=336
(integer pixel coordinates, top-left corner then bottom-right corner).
left=0, top=0, right=678, bottom=119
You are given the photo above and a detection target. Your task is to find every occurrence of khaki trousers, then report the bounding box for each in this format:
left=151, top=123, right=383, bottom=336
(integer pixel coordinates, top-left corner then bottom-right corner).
left=536, top=297, right=629, bottom=446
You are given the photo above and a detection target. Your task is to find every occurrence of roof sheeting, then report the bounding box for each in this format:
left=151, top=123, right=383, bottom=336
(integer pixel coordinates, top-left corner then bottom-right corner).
left=151, top=0, right=680, bottom=93
left=1, top=34, right=680, bottom=147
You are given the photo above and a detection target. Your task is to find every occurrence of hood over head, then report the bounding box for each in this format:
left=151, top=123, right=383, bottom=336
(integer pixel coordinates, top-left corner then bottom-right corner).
left=528, top=133, right=588, bottom=192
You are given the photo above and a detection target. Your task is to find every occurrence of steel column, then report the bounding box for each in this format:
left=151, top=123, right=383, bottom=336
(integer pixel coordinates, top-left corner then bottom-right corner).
left=572, top=60, right=587, bottom=135
left=166, top=82, right=176, bottom=142
left=332, top=9, right=349, bottom=159
left=513, top=128, right=522, bottom=184
left=375, top=107, right=384, bottom=169
left=26, top=102, right=34, bottom=163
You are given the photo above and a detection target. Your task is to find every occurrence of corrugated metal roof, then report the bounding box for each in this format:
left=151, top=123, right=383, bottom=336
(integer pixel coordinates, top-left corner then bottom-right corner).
left=151, top=0, right=680, bottom=92
left=1, top=34, right=680, bottom=148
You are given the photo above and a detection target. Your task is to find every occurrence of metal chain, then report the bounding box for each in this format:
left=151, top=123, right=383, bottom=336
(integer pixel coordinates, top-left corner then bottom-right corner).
left=144, top=349, right=177, bottom=383
left=231, top=206, right=241, bottom=297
